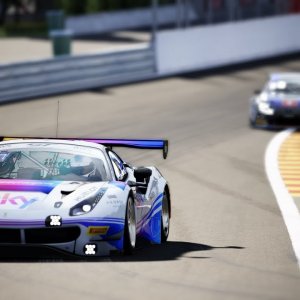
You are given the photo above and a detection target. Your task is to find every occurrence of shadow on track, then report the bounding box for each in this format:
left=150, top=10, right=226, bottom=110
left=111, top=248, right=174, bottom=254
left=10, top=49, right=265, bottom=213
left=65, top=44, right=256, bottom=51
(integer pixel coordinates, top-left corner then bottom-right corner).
left=111, top=241, right=244, bottom=262
left=0, top=241, right=244, bottom=263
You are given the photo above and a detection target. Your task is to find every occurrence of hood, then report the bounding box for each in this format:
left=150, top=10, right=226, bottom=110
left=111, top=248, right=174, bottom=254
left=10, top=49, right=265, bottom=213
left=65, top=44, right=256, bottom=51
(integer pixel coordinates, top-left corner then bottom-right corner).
left=268, top=93, right=300, bottom=107
left=0, top=179, right=107, bottom=216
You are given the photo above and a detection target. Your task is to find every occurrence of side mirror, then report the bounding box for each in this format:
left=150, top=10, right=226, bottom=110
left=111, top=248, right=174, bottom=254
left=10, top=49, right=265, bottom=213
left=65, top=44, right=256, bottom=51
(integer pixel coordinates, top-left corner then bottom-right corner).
left=133, top=168, right=152, bottom=194
left=134, top=167, right=152, bottom=182
left=127, top=180, right=146, bottom=188
left=254, top=89, right=261, bottom=95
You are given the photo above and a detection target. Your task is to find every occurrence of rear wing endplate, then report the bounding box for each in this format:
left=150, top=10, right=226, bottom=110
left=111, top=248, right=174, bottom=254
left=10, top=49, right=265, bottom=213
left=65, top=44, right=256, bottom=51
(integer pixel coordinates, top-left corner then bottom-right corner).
left=0, top=137, right=169, bottom=159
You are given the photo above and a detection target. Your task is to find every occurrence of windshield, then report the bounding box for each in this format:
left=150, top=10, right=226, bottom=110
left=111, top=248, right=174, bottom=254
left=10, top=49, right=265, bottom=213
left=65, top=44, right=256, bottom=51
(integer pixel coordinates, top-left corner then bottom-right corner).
left=0, top=143, right=111, bottom=182
left=267, top=80, right=300, bottom=95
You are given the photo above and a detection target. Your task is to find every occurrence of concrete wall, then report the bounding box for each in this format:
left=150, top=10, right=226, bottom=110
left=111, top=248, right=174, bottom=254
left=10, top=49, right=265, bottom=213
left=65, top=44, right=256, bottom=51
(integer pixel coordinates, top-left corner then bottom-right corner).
left=66, top=5, right=197, bottom=36
left=155, top=15, right=300, bottom=75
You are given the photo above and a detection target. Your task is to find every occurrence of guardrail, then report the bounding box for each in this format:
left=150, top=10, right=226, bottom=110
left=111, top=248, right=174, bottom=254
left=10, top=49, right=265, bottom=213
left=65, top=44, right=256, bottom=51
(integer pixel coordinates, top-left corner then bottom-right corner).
left=0, top=44, right=156, bottom=103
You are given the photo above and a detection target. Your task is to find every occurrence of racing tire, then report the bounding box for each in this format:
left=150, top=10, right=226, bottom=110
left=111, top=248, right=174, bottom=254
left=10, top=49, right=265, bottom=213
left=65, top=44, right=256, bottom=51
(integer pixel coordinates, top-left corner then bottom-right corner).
left=161, top=192, right=170, bottom=243
left=249, top=107, right=259, bottom=128
left=123, top=196, right=136, bottom=255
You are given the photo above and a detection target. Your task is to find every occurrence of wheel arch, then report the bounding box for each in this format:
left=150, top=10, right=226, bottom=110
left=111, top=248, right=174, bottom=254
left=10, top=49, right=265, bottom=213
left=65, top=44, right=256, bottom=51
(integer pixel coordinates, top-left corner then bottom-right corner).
left=123, top=187, right=135, bottom=219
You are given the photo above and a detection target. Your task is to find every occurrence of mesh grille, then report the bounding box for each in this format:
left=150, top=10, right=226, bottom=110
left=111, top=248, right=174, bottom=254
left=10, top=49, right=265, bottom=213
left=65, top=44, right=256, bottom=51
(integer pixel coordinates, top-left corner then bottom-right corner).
left=25, top=227, right=80, bottom=244
left=0, top=229, right=21, bottom=243
left=0, top=227, right=80, bottom=244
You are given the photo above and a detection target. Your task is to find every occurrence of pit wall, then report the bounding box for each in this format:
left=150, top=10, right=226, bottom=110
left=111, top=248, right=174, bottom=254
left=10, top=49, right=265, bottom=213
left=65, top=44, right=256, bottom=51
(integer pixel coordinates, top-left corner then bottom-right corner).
left=66, top=5, right=197, bottom=35
left=155, top=14, right=300, bottom=75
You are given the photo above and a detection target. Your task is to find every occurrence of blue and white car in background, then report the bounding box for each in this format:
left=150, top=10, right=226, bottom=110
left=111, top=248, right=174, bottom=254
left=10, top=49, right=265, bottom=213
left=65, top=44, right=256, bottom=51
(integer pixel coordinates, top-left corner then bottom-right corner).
left=0, top=137, right=170, bottom=257
left=249, top=73, right=300, bottom=128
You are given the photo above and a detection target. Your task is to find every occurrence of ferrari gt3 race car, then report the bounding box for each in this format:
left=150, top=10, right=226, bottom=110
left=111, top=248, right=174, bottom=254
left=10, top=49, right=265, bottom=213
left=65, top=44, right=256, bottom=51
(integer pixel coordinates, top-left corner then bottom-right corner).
left=249, top=73, right=300, bottom=128
left=0, top=137, right=170, bottom=257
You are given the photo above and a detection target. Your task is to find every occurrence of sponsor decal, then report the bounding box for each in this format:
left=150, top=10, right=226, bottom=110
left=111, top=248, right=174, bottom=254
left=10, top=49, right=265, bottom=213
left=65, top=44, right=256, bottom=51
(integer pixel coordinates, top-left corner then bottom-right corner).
left=0, top=193, right=38, bottom=209
left=84, top=244, right=97, bottom=255
left=106, top=198, right=122, bottom=207
left=45, top=215, right=62, bottom=227
left=283, top=100, right=298, bottom=107
left=75, top=186, right=98, bottom=202
left=0, top=179, right=60, bottom=193
left=87, top=226, right=109, bottom=236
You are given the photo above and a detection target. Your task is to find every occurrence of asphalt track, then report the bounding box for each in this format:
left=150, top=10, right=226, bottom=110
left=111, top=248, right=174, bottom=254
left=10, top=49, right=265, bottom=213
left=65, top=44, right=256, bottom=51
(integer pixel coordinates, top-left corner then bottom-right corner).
left=1, top=57, right=300, bottom=300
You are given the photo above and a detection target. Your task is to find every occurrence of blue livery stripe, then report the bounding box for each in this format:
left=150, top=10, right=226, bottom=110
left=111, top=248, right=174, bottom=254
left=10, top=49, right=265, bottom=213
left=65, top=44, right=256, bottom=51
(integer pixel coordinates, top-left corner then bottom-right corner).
left=137, top=193, right=163, bottom=230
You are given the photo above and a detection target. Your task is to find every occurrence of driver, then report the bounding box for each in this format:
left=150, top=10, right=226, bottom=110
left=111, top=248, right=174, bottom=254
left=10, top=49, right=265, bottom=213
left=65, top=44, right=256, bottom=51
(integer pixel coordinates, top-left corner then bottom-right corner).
left=59, top=155, right=95, bottom=177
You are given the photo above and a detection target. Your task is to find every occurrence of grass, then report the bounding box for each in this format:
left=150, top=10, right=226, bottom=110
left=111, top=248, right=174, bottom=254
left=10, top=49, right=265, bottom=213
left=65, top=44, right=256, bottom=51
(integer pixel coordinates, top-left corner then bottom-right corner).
left=0, top=21, right=47, bottom=38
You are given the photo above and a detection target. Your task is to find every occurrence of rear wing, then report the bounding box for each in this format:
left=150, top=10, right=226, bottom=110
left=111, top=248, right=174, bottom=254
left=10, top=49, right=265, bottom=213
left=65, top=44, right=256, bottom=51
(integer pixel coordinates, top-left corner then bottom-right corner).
left=0, top=137, right=169, bottom=159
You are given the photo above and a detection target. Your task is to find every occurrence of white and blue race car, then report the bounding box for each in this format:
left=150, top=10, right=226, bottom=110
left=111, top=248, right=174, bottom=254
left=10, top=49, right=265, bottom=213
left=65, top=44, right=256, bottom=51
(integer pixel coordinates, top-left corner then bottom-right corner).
left=0, top=137, right=170, bottom=257
left=249, top=73, right=300, bottom=128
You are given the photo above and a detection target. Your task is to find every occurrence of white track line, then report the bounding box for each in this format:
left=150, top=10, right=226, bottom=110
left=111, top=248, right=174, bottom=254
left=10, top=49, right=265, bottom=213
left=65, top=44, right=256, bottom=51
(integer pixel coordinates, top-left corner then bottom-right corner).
left=265, top=128, right=300, bottom=268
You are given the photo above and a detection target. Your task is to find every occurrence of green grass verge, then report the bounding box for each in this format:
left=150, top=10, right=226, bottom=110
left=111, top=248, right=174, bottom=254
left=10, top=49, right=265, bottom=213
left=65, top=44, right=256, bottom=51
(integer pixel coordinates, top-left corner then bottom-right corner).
left=0, top=22, right=47, bottom=38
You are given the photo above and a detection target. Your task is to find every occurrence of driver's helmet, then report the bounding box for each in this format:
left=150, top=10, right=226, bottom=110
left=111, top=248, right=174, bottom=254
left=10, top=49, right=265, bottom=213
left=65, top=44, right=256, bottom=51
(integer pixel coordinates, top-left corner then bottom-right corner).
left=62, top=155, right=96, bottom=177
left=0, top=151, right=18, bottom=175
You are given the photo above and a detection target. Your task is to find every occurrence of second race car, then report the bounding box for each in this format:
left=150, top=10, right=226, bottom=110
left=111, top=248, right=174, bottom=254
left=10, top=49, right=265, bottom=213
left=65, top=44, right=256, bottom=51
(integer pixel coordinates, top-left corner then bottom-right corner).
left=249, top=73, right=300, bottom=128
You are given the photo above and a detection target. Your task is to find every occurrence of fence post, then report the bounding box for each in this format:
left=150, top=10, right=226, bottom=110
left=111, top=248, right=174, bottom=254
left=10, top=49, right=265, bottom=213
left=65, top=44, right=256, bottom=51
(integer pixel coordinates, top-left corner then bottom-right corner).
left=184, top=0, right=190, bottom=27
left=256, top=0, right=262, bottom=17
left=176, top=0, right=182, bottom=28
left=151, top=0, right=158, bottom=42
left=227, top=0, right=236, bottom=21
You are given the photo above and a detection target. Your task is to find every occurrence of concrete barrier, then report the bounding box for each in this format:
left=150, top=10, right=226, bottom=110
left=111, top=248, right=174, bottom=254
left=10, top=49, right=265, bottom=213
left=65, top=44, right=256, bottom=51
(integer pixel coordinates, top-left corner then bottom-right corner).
left=66, top=5, right=197, bottom=36
left=155, top=14, right=300, bottom=75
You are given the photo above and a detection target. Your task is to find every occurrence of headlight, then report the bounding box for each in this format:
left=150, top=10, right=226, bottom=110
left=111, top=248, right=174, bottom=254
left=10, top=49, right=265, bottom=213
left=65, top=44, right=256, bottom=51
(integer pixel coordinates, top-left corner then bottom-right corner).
left=70, top=188, right=107, bottom=216
left=256, top=92, right=268, bottom=103
left=258, top=102, right=274, bottom=115
left=255, top=93, right=274, bottom=115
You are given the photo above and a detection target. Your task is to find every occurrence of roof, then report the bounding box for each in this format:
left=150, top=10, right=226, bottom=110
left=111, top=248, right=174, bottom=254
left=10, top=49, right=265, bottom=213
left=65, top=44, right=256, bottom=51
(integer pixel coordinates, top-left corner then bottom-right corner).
left=270, top=72, right=300, bottom=82
left=0, top=139, right=106, bottom=152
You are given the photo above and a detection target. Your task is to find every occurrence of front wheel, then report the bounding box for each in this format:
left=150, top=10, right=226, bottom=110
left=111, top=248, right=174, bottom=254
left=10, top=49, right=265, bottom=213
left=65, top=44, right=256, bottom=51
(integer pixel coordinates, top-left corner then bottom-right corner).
left=123, top=196, right=136, bottom=254
left=161, top=192, right=170, bottom=242
left=249, top=109, right=257, bottom=128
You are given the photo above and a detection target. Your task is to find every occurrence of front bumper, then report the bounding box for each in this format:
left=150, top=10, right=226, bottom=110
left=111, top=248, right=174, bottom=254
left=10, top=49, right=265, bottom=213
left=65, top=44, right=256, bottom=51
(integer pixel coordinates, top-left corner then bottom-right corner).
left=252, top=105, right=300, bottom=128
left=0, top=218, right=125, bottom=257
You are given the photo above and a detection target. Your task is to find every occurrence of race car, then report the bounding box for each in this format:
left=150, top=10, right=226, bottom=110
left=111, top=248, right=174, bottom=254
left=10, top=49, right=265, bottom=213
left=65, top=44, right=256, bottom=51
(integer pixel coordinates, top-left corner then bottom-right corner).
left=249, top=73, right=300, bottom=128
left=0, top=137, right=170, bottom=257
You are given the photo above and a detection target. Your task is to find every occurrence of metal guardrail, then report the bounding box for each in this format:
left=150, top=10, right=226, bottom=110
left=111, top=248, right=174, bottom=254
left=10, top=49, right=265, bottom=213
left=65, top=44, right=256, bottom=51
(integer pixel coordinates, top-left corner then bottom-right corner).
left=0, top=44, right=156, bottom=103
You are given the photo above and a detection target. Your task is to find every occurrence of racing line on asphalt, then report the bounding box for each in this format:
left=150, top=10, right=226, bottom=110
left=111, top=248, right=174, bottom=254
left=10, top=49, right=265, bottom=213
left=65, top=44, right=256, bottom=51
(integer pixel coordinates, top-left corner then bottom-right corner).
left=265, top=129, right=300, bottom=268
